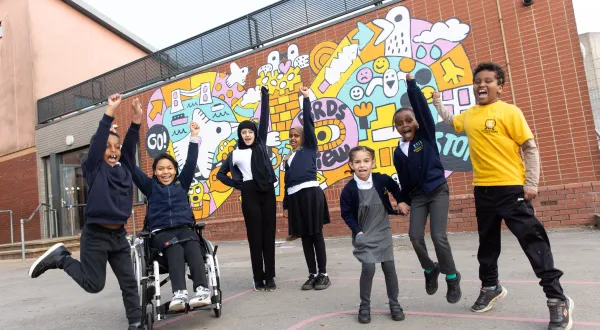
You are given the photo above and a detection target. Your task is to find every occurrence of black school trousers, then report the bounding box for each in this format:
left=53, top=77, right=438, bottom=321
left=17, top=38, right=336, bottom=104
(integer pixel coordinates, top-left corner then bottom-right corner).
left=474, top=186, right=565, bottom=300
left=241, top=180, right=277, bottom=282
left=62, top=224, right=141, bottom=325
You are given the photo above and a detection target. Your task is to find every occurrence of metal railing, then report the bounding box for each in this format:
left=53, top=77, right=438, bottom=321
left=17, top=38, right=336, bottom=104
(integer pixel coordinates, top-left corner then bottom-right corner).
left=20, top=203, right=57, bottom=260
left=37, top=0, right=383, bottom=124
left=0, top=210, right=14, bottom=244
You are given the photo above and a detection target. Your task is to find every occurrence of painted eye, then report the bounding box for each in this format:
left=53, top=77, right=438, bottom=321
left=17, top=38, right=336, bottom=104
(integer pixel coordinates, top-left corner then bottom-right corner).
left=314, top=120, right=345, bottom=151
left=195, top=186, right=201, bottom=194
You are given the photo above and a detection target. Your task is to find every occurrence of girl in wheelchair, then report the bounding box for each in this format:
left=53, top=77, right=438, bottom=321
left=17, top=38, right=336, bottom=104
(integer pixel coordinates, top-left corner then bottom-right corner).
left=131, top=120, right=210, bottom=312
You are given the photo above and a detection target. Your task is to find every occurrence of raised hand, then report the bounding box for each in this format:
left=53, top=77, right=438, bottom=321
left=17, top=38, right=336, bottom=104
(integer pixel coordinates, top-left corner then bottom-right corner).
left=261, top=85, right=269, bottom=95
left=300, top=86, right=310, bottom=98
left=110, top=124, right=118, bottom=134
left=106, top=93, right=123, bottom=117
left=190, top=121, right=200, bottom=137
left=131, top=98, right=143, bottom=124
left=432, top=91, right=441, bottom=103
left=406, top=73, right=414, bottom=81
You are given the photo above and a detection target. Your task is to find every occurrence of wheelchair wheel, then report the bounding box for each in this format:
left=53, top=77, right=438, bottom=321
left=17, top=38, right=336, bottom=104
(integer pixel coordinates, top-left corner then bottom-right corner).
left=144, top=304, right=154, bottom=330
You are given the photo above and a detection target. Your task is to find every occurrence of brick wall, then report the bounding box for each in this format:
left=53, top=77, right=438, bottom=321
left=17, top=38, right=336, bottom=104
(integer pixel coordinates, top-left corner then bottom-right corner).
left=0, top=151, right=40, bottom=244
left=9, top=0, right=599, bottom=243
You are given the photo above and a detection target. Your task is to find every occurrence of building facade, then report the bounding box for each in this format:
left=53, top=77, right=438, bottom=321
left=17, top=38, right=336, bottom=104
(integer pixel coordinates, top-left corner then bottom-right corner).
left=7, top=0, right=600, bottom=243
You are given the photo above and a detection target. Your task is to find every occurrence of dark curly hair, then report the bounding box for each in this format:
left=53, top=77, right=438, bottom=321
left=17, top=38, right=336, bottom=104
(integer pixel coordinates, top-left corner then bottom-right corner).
left=152, top=153, right=179, bottom=178
left=473, top=62, right=506, bottom=85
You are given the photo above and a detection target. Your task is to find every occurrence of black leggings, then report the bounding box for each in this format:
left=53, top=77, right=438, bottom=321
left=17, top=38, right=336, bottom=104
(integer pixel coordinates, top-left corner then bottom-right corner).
left=301, top=231, right=327, bottom=274
left=241, top=181, right=277, bottom=282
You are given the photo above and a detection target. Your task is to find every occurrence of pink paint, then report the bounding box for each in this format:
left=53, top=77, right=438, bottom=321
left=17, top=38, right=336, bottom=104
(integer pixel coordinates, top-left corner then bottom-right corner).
left=319, top=81, right=330, bottom=93
left=442, top=89, right=453, bottom=101
left=286, top=310, right=600, bottom=329
left=147, top=88, right=166, bottom=128
left=279, top=61, right=292, bottom=74
left=410, top=19, right=460, bottom=66
left=458, top=88, right=471, bottom=106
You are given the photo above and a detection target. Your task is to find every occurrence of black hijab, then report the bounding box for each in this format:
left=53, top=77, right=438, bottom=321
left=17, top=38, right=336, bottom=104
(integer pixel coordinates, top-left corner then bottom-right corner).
left=237, top=120, right=271, bottom=192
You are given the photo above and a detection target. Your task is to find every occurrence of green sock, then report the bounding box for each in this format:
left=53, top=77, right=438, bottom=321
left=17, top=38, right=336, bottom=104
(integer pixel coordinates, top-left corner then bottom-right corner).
left=424, top=269, right=433, bottom=274
left=446, top=273, right=457, bottom=280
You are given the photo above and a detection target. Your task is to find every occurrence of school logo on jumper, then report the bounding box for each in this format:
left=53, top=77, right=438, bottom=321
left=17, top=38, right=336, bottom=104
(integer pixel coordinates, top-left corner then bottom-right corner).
left=412, top=140, right=424, bottom=153
left=484, top=119, right=497, bottom=133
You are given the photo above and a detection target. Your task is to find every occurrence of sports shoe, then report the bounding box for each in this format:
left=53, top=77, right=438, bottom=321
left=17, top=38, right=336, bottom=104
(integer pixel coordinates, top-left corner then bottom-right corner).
left=254, top=280, right=266, bottom=291
left=265, top=278, right=277, bottom=292
left=189, top=286, right=211, bottom=308
left=547, top=296, right=574, bottom=330
left=390, top=306, right=405, bottom=321
left=471, top=284, right=508, bottom=313
left=358, top=308, right=371, bottom=324
left=424, top=263, right=440, bottom=295
left=29, top=243, right=71, bottom=278
left=169, top=290, right=188, bottom=312
left=446, top=272, right=462, bottom=304
left=301, top=274, right=317, bottom=290
left=127, top=323, right=142, bottom=330
left=314, top=273, right=331, bottom=290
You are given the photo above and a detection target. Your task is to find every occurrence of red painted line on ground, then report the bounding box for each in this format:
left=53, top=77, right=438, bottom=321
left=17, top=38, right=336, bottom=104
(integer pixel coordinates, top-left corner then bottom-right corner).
left=286, top=309, right=600, bottom=330
left=155, top=276, right=599, bottom=328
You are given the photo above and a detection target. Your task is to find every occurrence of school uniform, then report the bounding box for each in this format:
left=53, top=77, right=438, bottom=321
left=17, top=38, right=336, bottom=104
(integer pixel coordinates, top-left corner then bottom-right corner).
left=131, top=136, right=208, bottom=295
left=393, top=79, right=457, bottom=276
left=340, top=172, right=403, bottom=317
left=282, top=97, right=330, bottom=285
left=217, top=87, right=277, bottom=288
left=66, top=114, right=141, bottom=325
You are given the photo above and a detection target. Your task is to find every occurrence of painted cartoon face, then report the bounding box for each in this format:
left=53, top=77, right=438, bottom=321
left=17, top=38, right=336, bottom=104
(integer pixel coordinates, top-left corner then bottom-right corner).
left=373, top=57, right=390, bottom=74
left=356, top=68, right=373, bottom=84
left=383, top=69, right=399, bottom=97
left=350, top=86, right=365, bottom=101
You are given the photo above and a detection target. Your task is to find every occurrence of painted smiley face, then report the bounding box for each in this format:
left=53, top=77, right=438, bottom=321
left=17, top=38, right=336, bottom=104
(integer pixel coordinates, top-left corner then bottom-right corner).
left=350, top=86, right=365, bottom=101
left=373, top=57, right=390, bottom=74
left=356, top=68, right=373, bottom=84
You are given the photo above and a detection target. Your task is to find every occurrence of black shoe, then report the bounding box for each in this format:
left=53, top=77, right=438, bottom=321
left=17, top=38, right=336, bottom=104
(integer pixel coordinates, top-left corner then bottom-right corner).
left=446, top=272, right=462, bottom=304
left=547, top=296, right=574, bottom=330
left=254, top=280, right=266, bottom=291
left=424, top=263, right=440, bottom=295
left=358, top=308, right=371, bottom=324
left=314, top=273, right=331, bottom=290
left=301, top=274, right=317, bottom=290
left=390, top=307, right=405, bottom=321
left=265, top=278, right=277, bottom=292
left=28, top=243, right=71, bottom=278
left=127, top=323, right=142, bottom=330
left=471, top=284, right=508, bottom=313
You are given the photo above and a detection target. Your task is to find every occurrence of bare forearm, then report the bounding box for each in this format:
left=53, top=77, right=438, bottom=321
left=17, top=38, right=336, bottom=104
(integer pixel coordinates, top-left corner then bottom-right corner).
left=521, top=139, right=540, bottom=189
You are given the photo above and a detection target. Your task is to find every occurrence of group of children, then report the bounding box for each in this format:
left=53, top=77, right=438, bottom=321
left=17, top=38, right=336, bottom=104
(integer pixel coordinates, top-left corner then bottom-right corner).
left=28, top=62, right=572, bottom=330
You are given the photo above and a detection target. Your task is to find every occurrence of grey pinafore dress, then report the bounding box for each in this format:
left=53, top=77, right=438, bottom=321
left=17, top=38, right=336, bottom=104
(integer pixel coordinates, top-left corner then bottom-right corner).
left=352, top=186, right=395, bottom=263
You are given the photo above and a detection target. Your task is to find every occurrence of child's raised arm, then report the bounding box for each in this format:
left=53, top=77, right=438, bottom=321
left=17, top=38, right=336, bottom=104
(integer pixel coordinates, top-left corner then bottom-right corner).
left=257, top=86, right=270, bottom=145
left=300, top=87, right=318, bottom=150
left=120, top=98, right=143, bottom=173
left=406, top=74, right=436, bottom=141
left=86, top=94, right=122, bottom=172
left=178, top=122, right=200, bottom=191
left=433, top=92, right=455, bottom=126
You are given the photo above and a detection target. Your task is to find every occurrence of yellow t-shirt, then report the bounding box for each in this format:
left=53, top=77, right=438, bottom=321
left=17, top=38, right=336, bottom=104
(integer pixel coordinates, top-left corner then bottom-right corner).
left=453, top=100, right=534, bottom=186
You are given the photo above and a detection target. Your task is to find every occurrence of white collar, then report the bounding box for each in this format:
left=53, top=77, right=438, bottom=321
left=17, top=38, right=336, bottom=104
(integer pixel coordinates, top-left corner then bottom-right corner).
left=353, top=173, right=373, bottom=189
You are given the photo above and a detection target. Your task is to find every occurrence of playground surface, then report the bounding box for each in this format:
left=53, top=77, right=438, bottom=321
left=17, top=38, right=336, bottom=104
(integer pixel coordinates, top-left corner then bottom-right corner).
left=1, top=228, right=599, bottom=330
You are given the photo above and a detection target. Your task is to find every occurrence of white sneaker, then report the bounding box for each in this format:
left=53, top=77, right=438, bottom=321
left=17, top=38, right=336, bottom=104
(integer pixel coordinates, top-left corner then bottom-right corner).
left=189, top=286, right=211, bottom=308
left=169, top=290, right=188, bottom=312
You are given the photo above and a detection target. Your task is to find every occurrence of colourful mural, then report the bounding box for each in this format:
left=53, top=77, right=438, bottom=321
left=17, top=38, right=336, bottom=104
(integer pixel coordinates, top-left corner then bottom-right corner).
left=144, top=5, right=476, bottom=219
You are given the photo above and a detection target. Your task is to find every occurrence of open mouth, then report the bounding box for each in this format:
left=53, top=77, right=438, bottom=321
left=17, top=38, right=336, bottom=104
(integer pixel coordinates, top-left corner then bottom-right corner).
left=477, top=88, right=488, bottom=97
left=108, top=154, right=118, bottom=164
left=160, top=175, right=172, bottom=182
left=386, top=81, right=395, bottom=88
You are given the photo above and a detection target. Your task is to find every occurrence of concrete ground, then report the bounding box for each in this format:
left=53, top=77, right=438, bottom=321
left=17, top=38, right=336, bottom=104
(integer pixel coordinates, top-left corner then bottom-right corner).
left=1, top=228, right=599, bottom=330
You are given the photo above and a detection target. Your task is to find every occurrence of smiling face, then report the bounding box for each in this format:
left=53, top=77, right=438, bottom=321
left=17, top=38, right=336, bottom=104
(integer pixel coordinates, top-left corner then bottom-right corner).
left=394, top=109, right=418, bottom=141
left=104, top=134, right=121, bottom=166
left=289, top=128, right=303, bottom=150
left=373, top=57, right=390, bottom=74
left=241, top=128, right=255, bottom=146
left=154, top=158, right=177, bottom=185
left=349, top=150, right=375, bottom=181
left=473, top=69, right=503, bottom=105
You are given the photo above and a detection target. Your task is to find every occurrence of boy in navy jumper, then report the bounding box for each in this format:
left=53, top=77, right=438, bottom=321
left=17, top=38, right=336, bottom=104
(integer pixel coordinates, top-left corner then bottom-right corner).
left=29, top=94, right=142, bottom=330
left=392, top=74, right=461, bottom=304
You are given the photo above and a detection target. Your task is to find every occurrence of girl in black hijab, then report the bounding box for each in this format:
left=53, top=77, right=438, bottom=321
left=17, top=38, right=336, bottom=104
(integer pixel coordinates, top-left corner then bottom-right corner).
left=217, top=86, right=278, bottom=291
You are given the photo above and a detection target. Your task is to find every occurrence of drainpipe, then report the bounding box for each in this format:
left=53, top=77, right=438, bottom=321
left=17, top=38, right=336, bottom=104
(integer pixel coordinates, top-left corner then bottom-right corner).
left=496, top=0, right=516, bottom=105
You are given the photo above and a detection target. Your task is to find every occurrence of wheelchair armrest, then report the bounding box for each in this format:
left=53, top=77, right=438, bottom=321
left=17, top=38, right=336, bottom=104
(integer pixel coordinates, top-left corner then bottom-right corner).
left=195, top=222, right=206, bottom=231
left=139, top=230, right=151, bottom=238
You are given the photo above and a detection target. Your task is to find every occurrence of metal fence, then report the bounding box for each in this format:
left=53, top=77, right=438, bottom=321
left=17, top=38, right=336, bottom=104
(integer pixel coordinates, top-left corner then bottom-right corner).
left=37, top=0, right=383, bottom=124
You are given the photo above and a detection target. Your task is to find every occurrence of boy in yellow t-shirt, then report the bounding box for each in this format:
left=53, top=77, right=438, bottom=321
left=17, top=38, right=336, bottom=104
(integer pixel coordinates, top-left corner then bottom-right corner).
left=435, top=63, right=573, bottom=330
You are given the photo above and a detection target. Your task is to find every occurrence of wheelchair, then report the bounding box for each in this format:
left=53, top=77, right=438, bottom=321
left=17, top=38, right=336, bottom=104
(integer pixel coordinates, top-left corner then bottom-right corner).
left=129, top=219, right=222, bottom=330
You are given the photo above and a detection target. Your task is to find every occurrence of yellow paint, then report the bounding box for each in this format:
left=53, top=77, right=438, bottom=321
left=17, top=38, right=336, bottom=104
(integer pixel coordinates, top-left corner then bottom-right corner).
left=430, top=44, right=472, bottom=90
left=373, top=57, right=390, bottom=74
left=311, top=37, right=364, bottom=99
